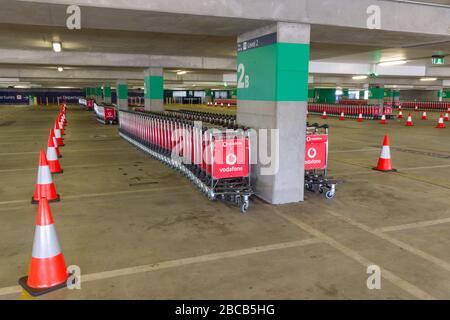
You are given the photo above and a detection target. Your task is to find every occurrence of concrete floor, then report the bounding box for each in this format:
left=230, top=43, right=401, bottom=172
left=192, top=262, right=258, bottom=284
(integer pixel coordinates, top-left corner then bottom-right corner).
left=0, top=105, right=449, bottom=300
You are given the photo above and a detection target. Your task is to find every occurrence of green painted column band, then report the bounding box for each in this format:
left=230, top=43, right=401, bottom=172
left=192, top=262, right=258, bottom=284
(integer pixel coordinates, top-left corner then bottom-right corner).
left=103, top=86, right=112, bottom=98
left=237, top=42, right=310, bottom=102
left=393, top=90, right=400, bottom=98
left=438, top=89, right=443, bottom=98
left=117, top=84, right=128, bottom=100
left=343, top=89, right=349, bottom=98
left=308, top=89, right=315, bottom=99
left=369, top=87, right=384, bottom=99
left=144, top=76, right=163, bottom=100
left=95, top=87, right=102, bottom=96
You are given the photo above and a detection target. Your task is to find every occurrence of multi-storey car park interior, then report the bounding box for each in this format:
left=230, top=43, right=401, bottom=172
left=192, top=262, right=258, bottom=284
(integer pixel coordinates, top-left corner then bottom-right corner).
left=0, top=0, right=450, bottom=304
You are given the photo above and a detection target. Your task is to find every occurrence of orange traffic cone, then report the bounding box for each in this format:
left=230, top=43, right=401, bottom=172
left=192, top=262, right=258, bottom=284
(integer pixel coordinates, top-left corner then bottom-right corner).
left=398, top=110, right=403, bottom=119
left=339, top=112, right=345, bottom=121
left=421, top=111, right=427, bottom=120
left=380, top=114, right=387, bottom=124
left=47, top=132, right=63, bottom=174
left=437, top=115, right=446, bottom=129
left=322, top=111, right=327, bottom=119
left=406, top=114, right=413, bottom=126
left=398, top=105, right=402, bottom=110
left=373, top=135, right=396, bottom=172
left=50, top=130, right=61, bottom=158
left=19, top=198, right=69, bottom=296
left=54, top=121, right=64, bottom=146
left=32, top=151, right=60, bottom=204
left=357, top=113, right=363, bottom=122
left=58, top=115, right=65, bottom=135
left=444, top=113, right=449, bottom=122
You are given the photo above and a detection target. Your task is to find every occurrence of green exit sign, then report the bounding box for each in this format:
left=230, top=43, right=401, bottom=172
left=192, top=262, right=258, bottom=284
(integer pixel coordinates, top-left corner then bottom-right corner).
left=432, top=56, right=445, bottom=65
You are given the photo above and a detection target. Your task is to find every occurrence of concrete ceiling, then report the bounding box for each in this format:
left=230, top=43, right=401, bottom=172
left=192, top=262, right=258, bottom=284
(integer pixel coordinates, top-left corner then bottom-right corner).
left=1, top=0, right=450, bottom=88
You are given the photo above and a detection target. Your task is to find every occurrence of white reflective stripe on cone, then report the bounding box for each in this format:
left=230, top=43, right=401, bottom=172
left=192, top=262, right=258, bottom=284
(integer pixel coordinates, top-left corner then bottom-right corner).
left=380, top=146, right=391, bottom=160
left=32, top=224, right=62, bottom=259
left=37, top=165, right=53, bottom=185
left=47, top=147, right=58, bottom=161
left=53, top=137, right=58, bottom=149
left=54, top=129, right=61, bottom=139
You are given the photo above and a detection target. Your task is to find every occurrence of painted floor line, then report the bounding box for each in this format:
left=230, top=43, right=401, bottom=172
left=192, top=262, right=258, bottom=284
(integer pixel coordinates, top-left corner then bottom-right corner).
left=330, top=148, right=379, bottom=154
left=326, top=210, right=450, bottom=275
left=375, top=217, right=450, bottom=233
left=271, top=207, right=435, bottom=300
left=0, top=185, right=187, bottom=206
left=0, top=161, right=147, bottom=173
left=0, top=148, right=127, bottom=156
left=396, top=164, right=450, bottom=171
left=0, top=238, right=322, bottom=297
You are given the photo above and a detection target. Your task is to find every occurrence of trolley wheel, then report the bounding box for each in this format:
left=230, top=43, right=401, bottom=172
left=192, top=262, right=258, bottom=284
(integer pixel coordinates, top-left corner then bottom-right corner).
left=325, top=191, right=335, bottom=200
left=207, top=191, right=215, bottom=201
left=240, top=201, right=249, bottom=214
left=318, top=186, right=324, bottom=194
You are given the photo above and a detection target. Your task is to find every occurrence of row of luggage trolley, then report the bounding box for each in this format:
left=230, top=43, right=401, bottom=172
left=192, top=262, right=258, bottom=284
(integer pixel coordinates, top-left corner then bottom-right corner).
left=118, top=110, right=253, bottom=213
left=308, top=103, right=393, bottom=119
left=165, top=109, right=237, bottom=128
left=79, top=98, right=118, bottom=125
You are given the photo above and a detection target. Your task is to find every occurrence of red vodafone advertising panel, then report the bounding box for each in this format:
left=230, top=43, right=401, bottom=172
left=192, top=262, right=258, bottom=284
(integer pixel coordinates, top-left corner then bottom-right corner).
left=305, top=134, right=328, bottom=170
left=104, top=107, right=116, bottom=121
left=383, top=106, right=393, bottom=115
left=213, top=138, right=249, bottom=179
left=86, top=99, right=94, bottom=109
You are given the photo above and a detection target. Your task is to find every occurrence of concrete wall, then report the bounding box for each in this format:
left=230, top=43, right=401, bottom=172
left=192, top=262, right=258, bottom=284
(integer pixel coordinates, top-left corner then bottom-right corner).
left=400, top=90, right=439, bottom=101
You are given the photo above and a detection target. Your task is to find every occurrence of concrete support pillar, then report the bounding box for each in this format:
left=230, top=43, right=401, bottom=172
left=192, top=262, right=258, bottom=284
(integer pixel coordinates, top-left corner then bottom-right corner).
left=86, top=87, right=95, bottom=99
left=205, top=89, right=213, bottom=104
left=237, top=22, right=310, bottom=204
left=103, top=85, right=112, bottom=104
left=342, top=89, right=349, bottom=100
left=393, top=90, right=400, bottom=107
left=438, top=88, right=443, bottom=102
left=95, top=86, right=103, bottom=104
left=368, top=86, right=384, bottom=106
left=144, top=67, right=164, bottom=111
left=116, top=81, right=128, bottom=110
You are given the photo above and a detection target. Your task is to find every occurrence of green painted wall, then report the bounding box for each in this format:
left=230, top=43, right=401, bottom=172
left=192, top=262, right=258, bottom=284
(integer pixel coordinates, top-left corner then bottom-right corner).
left=237, top=42, right=310, bottom=102
left=315, top=88, right=336, bottom=103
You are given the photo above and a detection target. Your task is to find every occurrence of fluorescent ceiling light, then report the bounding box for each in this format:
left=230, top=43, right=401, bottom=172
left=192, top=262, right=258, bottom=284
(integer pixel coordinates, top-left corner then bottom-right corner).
left=52, top=42, right=62, bottom=52
left=352, top=75, right=368, bottom=80
left=378, top=60, right=407, bottom=66
left=420, top=77, right=437, bottom=81
left=176, top=71, right=187, bottom=75
left=57, top=66, right=64, bottom=72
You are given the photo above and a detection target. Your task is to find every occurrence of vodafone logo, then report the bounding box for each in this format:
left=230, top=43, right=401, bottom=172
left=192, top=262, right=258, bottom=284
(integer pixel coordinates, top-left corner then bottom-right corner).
left=307, top=147, right=317, bottom=159
left=226, top=153, right=237, bottom=165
